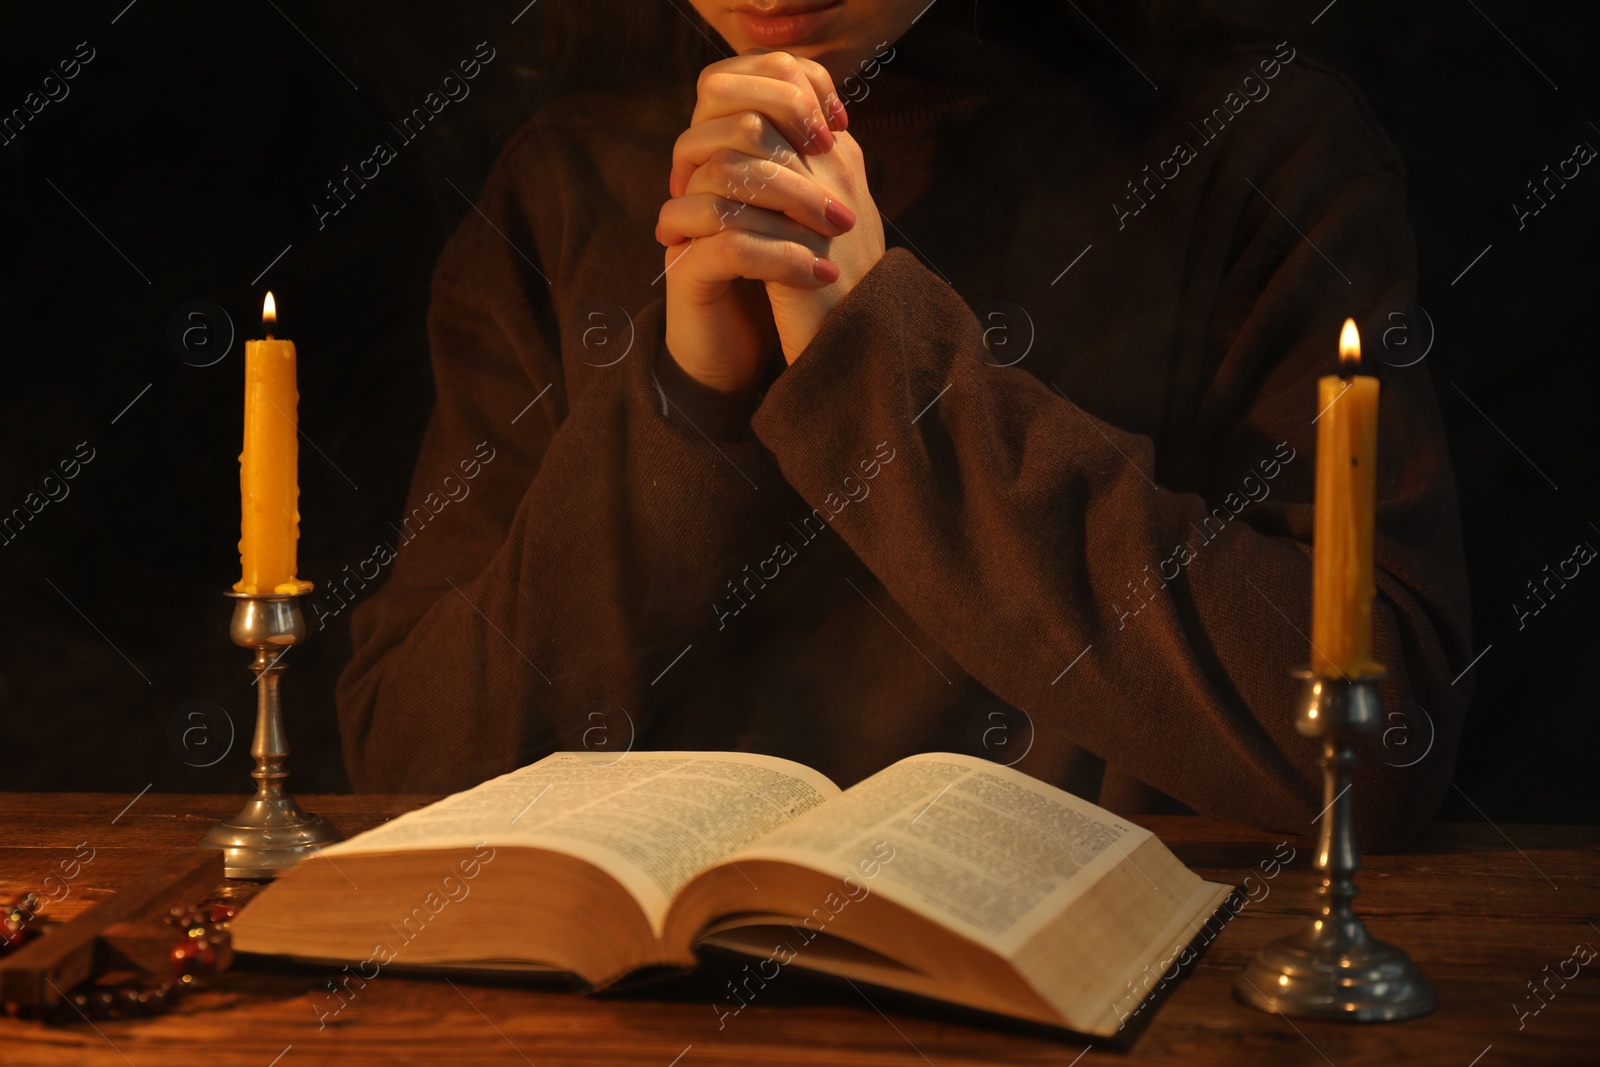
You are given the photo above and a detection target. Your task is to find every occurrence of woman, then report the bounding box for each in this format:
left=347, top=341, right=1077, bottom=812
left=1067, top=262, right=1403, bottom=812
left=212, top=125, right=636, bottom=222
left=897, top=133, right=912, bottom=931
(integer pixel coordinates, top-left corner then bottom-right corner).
left=338, top=0, right=1471, bottom=850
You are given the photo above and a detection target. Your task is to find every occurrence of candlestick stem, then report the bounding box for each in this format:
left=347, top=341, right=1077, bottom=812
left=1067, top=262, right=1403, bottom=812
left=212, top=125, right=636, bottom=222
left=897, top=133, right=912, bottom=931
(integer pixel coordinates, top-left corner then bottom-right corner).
left=250, top=646, right=292, bottom=801
left=1317, top=729, right=1362, bottom=935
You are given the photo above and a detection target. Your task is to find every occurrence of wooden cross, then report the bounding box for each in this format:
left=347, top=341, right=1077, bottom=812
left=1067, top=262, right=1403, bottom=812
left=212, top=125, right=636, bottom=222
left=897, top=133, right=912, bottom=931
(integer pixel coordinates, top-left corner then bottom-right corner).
left=0, top=850, right=224, bottom=1010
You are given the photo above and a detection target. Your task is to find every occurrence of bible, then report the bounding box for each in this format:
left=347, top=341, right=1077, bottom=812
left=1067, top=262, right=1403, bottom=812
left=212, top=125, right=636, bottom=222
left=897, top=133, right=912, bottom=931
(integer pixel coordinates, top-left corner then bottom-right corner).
left=231, top=751, right=1235, bottom=1037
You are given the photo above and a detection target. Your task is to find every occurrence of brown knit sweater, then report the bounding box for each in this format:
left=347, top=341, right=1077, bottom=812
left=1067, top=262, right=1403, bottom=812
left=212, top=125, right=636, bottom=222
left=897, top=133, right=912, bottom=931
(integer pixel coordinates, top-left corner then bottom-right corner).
left=336, top=14, right=1472, bottom=851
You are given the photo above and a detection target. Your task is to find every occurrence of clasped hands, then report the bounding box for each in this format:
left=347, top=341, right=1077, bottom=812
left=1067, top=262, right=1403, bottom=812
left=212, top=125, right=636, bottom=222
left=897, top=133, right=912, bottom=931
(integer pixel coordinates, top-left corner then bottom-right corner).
left=655, top=49, right=885, bottom=437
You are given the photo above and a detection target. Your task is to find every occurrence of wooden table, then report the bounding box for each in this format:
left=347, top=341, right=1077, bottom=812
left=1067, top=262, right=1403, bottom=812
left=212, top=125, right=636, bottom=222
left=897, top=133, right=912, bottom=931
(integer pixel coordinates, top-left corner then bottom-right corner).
left=2, top=794, right=1596, bottom=1066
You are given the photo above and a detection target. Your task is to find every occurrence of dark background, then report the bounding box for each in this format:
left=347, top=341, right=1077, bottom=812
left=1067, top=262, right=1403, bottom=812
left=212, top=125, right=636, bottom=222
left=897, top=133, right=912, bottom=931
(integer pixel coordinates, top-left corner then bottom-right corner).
left=1, top=2, right=1593, bottom=826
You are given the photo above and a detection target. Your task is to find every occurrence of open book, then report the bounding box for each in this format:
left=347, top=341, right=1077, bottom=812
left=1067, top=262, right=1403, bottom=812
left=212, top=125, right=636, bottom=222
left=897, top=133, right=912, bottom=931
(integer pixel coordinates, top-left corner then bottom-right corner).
left=231, top=752, right=1234, bottom=1037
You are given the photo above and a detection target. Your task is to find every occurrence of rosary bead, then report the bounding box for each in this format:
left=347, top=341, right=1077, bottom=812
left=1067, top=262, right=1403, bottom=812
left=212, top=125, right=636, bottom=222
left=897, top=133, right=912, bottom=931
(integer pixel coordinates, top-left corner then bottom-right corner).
left=0, top=921, right=29, bottom=952
left=170, top=939, right=217, bottom=979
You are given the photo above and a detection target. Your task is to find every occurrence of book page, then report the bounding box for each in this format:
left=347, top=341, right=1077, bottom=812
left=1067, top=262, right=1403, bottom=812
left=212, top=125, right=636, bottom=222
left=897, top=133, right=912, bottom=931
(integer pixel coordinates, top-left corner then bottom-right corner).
left=322, top=751, right=839, bottom=933
left=728, top=753, right=1151, bottom=956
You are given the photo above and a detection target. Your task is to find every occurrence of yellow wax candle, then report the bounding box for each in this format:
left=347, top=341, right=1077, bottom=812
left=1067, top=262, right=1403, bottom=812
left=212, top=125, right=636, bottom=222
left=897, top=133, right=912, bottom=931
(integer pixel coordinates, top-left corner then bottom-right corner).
left=235, top=292, right=313, bottom=596
left=1310, top=318, right=1380, bottom=677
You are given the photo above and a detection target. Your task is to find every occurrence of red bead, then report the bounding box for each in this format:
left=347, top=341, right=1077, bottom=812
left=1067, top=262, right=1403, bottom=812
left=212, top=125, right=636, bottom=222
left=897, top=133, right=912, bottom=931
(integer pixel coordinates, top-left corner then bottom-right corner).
left=208, top=904, right=237, bottom=924
left=0, top=921, right=29, bottom=953
left=1, top=894, right=37, bottom=942
left=169, top=939, right=217, bottom=979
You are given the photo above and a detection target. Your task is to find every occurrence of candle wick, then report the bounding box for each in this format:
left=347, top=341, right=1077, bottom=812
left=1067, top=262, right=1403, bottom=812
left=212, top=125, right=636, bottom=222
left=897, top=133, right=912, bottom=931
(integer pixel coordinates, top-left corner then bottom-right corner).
left=265, top=332, right=275, bottom=340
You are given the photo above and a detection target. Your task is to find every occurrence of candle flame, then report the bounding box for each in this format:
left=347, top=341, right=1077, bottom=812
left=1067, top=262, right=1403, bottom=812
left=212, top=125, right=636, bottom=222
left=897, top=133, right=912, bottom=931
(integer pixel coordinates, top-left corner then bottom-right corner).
left=263, top=291, right=277, bottom=329
left=1339, top=317, right=1360, bottom=376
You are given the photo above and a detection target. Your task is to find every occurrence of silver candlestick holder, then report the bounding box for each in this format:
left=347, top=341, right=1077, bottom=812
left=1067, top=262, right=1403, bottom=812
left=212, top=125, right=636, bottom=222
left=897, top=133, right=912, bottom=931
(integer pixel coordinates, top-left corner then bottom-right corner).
left=200, top=589, right=341, bottom=879
left=1234, top=668, right=1436, bottom=1022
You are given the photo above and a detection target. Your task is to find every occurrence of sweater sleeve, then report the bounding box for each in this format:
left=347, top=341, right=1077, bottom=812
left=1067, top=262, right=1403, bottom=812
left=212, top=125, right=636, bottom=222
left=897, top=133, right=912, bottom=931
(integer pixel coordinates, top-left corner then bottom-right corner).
left=749, top=138, right=1471, bottom=849
left=336, top=123, right=784, bottom=793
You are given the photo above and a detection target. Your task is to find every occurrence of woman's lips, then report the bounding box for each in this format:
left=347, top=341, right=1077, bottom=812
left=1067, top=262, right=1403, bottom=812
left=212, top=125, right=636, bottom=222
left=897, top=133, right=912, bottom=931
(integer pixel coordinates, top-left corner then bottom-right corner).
left=732, top=1, right=842, bottom=48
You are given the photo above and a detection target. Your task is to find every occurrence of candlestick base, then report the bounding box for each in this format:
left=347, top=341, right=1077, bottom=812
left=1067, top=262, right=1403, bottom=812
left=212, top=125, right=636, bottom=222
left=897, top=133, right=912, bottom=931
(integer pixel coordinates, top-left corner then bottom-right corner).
left=1233, top=669, right=1436, bottom=1022
left=1234, top=918, right=1437, bottom=1022
left=200, top=589, right=342, bottom=880
left=199, top=800, right=342, bottom=882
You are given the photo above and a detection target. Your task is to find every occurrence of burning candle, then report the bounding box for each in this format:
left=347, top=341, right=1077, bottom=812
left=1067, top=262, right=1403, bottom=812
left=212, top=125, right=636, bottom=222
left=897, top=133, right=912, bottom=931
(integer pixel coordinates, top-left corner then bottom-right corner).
left=235, top=292, right=312, bottom=596
left=1310, top=318, right=1379, bottom=677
